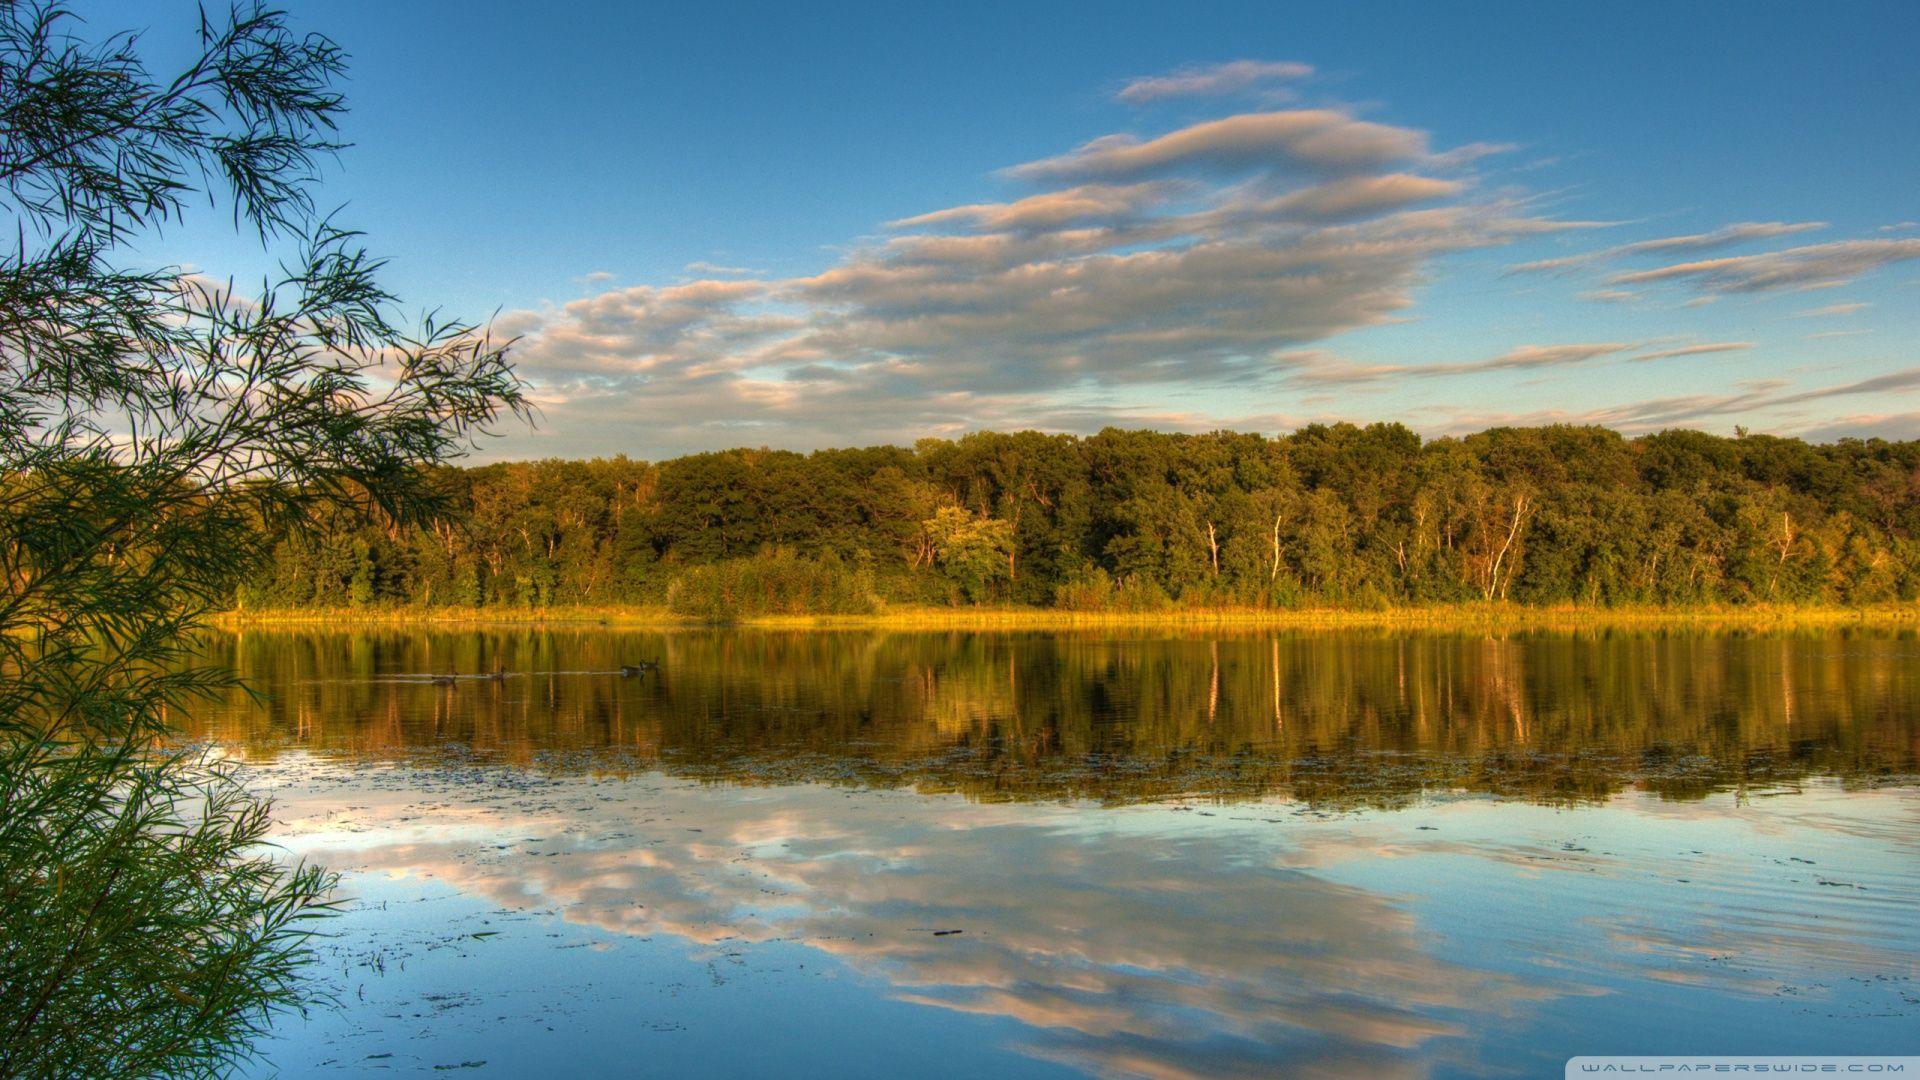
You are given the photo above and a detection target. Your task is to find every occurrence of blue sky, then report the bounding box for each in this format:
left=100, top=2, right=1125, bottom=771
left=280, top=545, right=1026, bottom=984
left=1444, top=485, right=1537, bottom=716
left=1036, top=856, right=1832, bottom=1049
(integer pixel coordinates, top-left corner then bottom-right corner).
left=106, top=1, right=1920, bottom=458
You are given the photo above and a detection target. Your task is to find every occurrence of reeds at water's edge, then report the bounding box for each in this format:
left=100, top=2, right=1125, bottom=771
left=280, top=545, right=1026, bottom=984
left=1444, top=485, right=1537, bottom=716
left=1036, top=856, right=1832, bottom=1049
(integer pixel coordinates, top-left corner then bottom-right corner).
left=212, top=602, right=1920, bottom=632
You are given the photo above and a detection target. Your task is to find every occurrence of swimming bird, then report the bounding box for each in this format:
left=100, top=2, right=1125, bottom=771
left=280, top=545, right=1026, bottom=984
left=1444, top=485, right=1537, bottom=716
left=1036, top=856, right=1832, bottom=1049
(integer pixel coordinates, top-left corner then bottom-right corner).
left=619, top=661, right=658, bottom=677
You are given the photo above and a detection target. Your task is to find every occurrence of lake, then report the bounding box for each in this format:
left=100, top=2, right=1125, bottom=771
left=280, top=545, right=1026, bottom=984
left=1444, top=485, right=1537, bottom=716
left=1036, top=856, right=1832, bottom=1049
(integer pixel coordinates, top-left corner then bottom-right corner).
left=189, top=628, right=1920, bottom=1077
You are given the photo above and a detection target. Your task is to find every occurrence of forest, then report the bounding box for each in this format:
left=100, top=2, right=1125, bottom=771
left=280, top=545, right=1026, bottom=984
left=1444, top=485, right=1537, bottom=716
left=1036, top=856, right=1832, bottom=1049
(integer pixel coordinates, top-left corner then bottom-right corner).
left=235, top=423, right=1920, bottom=615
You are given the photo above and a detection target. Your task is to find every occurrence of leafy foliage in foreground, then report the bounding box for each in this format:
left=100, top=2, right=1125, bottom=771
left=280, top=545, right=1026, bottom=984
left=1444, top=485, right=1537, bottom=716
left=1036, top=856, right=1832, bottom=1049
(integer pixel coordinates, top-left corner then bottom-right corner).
left=0, top=4, right=525, bottom=1076
left=0, top=737, right=334, bottom=1079
left=243, top=425, right=1920, bottom=613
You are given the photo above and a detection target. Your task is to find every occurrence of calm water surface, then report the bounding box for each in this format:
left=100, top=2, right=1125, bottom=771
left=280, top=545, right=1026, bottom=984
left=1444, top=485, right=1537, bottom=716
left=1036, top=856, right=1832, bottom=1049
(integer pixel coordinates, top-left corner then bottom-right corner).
left=189, top=629, right=1920, bottom=1078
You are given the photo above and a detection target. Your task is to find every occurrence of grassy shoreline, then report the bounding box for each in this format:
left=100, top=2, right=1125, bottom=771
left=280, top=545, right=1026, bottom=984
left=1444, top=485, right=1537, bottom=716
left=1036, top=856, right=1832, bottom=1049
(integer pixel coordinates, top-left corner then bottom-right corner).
left=211, top=602, right=1920, bottom=632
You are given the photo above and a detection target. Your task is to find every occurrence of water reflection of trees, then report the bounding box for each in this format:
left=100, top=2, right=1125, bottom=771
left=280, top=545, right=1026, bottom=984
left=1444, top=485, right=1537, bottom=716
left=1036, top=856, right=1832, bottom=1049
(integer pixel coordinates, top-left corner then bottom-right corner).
left=188, top=629, right=1920, bottom=807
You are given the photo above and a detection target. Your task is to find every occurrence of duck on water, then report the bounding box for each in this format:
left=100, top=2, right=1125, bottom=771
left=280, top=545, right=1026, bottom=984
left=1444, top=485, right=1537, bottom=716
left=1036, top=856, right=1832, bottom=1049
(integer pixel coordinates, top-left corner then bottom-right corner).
left=424, top=664, right=652, bottom=683
left=430, top=665, right=509, bottom=684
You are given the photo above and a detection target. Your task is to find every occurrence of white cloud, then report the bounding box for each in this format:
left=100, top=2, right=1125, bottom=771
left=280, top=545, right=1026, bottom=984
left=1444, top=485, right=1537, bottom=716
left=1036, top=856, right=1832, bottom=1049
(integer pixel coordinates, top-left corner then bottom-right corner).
left=1769, top=366, right=1920, bottom=407
left=1621, top=221, right=1827, bottom=254
left=1280, top=342, right=1635, bottom=387
left=1609, top=238, right=1920, bottom=293
left=480, top=77, right=1903, bottom=458
left=1627, top=342, right=1752, bottom=362
left=1577, top=289, right=1641, bottom=304
left=497, top=279, right=794, bottom=380
left=1116, top=60, right=1314, bottom=104
left=885, top=182, right=1181, bottom=232
left=1226, top=173, right=1464, bottom=223
left=487, top=85, right=1597, bottom=457
left=1794, top=301, right=1869, bottom=317
left=1510, top=221, right=1827, bottom=277
left=1426, top=141, right=1521, bottom=169
left=684, top=261, right=763, bottom=277
left=1006, top=110, right=1431, bottom=181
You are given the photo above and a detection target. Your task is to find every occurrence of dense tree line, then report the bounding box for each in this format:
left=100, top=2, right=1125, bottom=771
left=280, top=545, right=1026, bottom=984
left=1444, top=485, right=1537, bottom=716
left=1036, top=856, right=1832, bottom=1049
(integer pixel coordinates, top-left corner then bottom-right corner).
left=236, top=424, right=1920, bottom=612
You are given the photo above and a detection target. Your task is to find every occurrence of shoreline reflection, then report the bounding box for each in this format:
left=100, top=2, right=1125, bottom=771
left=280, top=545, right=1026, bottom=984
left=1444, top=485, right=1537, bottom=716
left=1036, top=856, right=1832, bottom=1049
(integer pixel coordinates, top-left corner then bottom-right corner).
left=192, top=628, right=1920, bottom=807
left=211, top=628, right=1920, bottom=1077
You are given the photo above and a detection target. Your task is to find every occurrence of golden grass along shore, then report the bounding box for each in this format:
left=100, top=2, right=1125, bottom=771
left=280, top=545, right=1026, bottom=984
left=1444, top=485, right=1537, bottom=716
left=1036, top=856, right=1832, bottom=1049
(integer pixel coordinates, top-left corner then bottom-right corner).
left=212, top=602, right=1920, bottom=633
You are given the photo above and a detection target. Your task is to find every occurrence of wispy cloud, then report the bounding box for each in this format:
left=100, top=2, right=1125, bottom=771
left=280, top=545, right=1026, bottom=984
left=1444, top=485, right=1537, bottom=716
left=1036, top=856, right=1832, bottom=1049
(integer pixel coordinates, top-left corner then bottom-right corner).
left=1417, top=366, right=1920, bottom=436
left=1006, top=110, right=1431, bottom=181
left=1628, top=341, right=1753, bottom=362
left=1508, top=221, right=1827, bottom=276
left=684, top=261, right=763, bottom=277
left=1280, top=342, right=1635, bottom=387
left=485, top=67, right=1904, bottom=457
left=885, top=181, right=1180, bottom=232
left=1609, top=238, right=1920, bottom=293
left=1769, top=366, right=1920, bottom=407
left=1577, top=289, right=1641, bottom=304
left=493, top=80, right=1599, bottom=455
left=1230, top=173, right=1464, bottom=223
left=1273, top=339, right=1750, bottom=388
left=1794, top=301, right=1870, bottom=317
left=1116, top=60, right=1313, bottom=104
left=1427, top=141, right=1520, bottom=169
left=1622, top=221, right=1827, bottom=255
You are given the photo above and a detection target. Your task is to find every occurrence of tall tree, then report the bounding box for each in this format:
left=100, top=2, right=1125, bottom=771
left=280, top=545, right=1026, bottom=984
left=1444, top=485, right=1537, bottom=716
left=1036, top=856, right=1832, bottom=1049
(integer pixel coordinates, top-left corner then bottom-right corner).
left=0, top=4, right=526, bottom=1076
